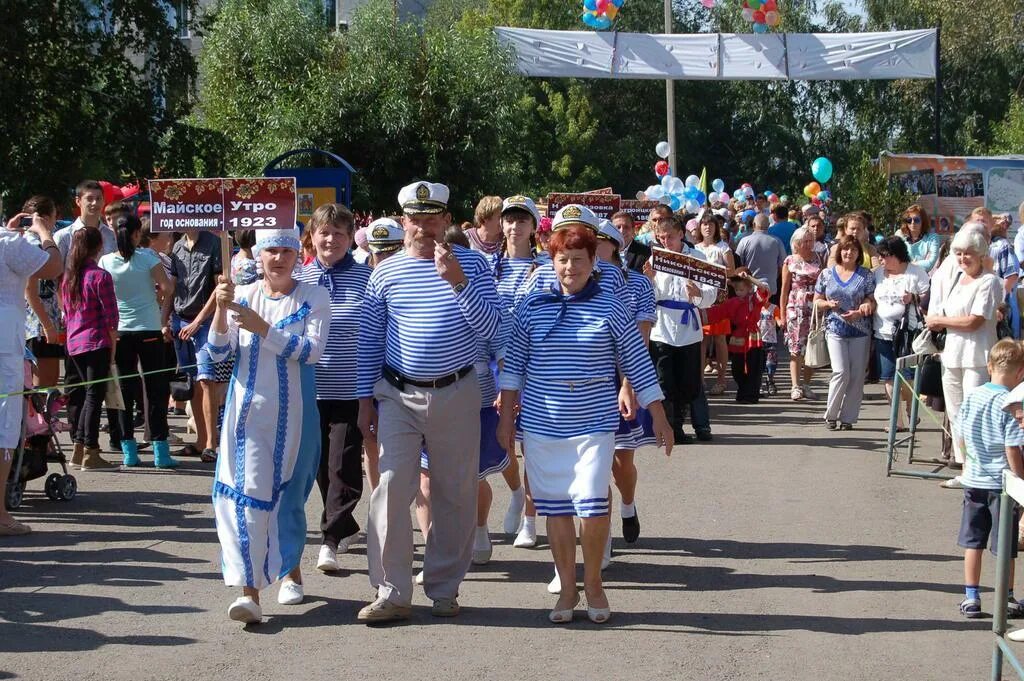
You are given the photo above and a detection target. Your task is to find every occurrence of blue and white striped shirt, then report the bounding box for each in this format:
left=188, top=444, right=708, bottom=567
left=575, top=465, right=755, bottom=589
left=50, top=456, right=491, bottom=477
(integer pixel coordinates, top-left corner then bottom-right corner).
left=627, top=270, right=657, bottom=325
left=499, top=281, right=663, bottom=438
left=958, top=382, right=1024, bottom=490
left=514, top=259, right=635, bottom=320
left=357, top=246, right=502, bottom=398
left=495, top=257, right=536, bottom=312
left=296, top=255, right=371, bottom=401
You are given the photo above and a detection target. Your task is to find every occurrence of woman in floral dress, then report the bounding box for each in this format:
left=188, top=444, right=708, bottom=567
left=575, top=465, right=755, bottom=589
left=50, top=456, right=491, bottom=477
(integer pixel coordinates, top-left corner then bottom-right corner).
left=780, top=227, right=822, bottom=401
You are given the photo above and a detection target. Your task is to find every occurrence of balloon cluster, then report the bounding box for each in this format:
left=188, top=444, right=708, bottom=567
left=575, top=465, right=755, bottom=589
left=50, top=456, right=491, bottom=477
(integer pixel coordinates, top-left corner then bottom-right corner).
left=581, top=0, right=623, bottom=29
left=642, top=143, right=712, bottom=212
left=803, top=156, right=833, bottom=207
left=741, top=0, right=780, bottom=33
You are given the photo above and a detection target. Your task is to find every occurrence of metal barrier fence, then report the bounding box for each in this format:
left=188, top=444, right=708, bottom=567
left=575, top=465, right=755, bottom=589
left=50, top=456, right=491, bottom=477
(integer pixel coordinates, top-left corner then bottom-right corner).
left=885, top=353, right=955, bottom=481
left=992, top=470, right=1024, bottom=680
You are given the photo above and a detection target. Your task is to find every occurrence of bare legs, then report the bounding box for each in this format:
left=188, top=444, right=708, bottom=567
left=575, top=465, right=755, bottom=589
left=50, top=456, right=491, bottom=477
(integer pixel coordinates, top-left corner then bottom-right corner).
left=547, top=515, right=610, bottom=611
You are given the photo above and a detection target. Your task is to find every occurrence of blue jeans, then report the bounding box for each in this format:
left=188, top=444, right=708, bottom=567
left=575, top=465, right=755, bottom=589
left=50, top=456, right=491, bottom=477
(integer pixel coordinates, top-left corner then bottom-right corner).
left=170, top=314, right=216, bottom=381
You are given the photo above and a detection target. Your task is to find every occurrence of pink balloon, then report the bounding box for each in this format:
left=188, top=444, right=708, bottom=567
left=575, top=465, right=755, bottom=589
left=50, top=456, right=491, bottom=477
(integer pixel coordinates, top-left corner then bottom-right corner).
left=700, top=0, right=714, bottom=7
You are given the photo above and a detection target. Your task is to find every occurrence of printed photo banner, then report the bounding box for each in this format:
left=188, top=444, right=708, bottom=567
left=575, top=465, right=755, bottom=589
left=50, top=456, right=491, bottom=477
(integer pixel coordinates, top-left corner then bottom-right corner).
left=546, top=192, right=621, bottom=220
left=148, top=177, right=297, bottom=233
left=651, top=247, right=727, bottom=293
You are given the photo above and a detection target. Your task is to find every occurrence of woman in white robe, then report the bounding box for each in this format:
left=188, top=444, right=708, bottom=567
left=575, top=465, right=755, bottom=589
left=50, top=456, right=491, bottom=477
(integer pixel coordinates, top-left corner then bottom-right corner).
left=206, top=228, right=331, bottom=624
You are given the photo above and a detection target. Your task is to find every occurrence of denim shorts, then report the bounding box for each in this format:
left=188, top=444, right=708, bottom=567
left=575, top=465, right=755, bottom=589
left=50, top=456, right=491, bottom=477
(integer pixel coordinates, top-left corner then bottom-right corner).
left=875, top=336, right=913, bottom=383
left=957, top=487, right=1019, bottom=556
left=170, top=315, right=217, bottom=381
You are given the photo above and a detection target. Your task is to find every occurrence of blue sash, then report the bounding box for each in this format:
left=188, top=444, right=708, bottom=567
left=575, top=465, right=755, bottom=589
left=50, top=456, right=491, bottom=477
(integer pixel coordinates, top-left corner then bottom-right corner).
left=657, top=299, right=699, bottom=330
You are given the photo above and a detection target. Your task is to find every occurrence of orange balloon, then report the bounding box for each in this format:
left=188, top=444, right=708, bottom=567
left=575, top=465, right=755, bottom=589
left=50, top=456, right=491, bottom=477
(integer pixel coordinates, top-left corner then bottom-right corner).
left=803, top=181, right=821, bottom=198
left=605, top=4, right=618, bottom=18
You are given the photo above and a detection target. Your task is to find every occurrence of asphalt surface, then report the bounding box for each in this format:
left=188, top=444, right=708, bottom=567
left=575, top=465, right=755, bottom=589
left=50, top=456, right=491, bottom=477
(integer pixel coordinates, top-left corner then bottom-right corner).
left=0, top=375, right=1010, bottom=681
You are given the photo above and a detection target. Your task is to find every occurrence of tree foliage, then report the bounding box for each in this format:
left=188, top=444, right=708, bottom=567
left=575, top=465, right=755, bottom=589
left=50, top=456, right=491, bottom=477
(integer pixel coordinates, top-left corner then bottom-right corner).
left=0, top=0, right=197, bottom=209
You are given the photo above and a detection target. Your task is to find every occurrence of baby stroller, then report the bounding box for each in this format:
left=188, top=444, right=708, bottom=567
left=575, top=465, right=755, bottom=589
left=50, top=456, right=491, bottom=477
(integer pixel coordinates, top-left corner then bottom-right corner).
left=4, top=359, right=77, bottom=510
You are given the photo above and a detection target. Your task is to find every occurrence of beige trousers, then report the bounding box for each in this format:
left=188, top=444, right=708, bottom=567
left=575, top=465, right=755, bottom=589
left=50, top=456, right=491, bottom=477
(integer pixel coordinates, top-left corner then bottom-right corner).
left=366, top=372, right=480, bottom=607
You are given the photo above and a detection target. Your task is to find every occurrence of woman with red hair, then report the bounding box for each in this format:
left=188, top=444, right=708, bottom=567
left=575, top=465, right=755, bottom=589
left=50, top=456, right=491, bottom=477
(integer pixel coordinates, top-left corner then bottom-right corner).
left=497, top=209, right=673, bottom=625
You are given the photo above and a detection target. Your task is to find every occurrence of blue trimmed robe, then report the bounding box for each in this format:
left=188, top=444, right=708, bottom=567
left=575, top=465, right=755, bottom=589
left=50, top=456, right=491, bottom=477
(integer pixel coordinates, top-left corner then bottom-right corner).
left=206, top=281, right=331, bottom=589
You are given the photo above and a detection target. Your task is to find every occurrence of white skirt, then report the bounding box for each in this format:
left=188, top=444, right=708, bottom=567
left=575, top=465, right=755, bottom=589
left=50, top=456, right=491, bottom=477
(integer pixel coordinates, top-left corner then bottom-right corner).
left=522, top=431, right=614, bottom=518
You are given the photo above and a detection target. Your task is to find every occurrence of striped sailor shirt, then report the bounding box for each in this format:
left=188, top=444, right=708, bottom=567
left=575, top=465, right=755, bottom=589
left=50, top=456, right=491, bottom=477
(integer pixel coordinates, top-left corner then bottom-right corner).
left=627, top=270, right=657, bottom=325
left=514, top=259, right=635, bottom=320
left=495, top=257, right=536, bottom=312
left=957, top=383, right=1024, bottom=490
left=357, top=246, right=502, bottom=398
left=296, top=255, right=372, bottom=401
left=499, top=280, right=664, bottom=439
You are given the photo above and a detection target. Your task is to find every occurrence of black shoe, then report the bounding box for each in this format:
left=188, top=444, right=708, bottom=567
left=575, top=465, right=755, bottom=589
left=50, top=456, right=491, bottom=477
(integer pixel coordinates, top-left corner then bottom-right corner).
left=825, top=420, right=838, bottom=430
left=133, top=412, right=145, bottom=428
left=172, top=407, right=186, bottom=417
left=695, top=429, right=713, bottom=442
left=673, top=430, right=694, bottom=445
left=622, top=511, right=640, bottom=543
left=137, top=441, right=151, bottom=451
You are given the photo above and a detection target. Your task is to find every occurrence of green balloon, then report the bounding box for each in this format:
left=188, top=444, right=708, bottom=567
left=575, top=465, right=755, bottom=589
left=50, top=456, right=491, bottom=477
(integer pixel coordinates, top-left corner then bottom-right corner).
left=748, top=0, right=762, bottom=9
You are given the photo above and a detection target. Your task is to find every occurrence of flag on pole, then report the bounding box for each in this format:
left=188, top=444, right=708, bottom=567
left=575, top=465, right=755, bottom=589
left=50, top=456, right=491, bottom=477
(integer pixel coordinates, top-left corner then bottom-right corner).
left=698, top=167, right=708, bottom=196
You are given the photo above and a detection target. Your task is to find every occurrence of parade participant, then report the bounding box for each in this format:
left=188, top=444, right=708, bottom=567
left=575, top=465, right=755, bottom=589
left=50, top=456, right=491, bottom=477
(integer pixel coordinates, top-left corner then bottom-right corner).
left=352, top=226, right=371, bottom=265
left=595, top=220, right=657, bottom=543
left=804, top=213, right=830, bottom=267
left=646, top=216, right=719, bottom=444
left=0, top=211, right=62, bottom=535
left=497, top=223, right=673, bottom=624
left=466, top=195, right=504, bottom=260
left=510, top=204, right=635, bottom=549
left=169, top=228, right=222, bottom=462
left=767, top=204, right=799, bottom=256
left=828, top=213, right=881, bottom=270
left=814, top=235, right=877, bottom=430
left=897, top=204, right=941, bottom=273
left=21, top=195, right=64, bottom=389
left=356, top=181, right=502, bottom=624
left=702, top=269, right=771, bottom=404
left=735, top=214, right=785, bottom=304
left=230, top=230, right=259, bottom=286
left=612, top=211, right=651, bottom=273
left=54, top=180, right=117, bottom=261
left=780, top=227, right=823, bottom=401
left=207, top=227, right=330, bottom=624
left=63, top=228, right=119, bottom=469
left=536, top=216, right=553, bottom=258
left=696, top=214, right=735, bottom=396
left=295, top=204, right=371, bottom=573
left=98, top=214, right=177, bottom=468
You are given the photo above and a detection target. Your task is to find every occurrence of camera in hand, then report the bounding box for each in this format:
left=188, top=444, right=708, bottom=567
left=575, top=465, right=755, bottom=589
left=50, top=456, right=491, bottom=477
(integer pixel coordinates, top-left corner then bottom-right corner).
left=19, top=216, right=33, bottom=229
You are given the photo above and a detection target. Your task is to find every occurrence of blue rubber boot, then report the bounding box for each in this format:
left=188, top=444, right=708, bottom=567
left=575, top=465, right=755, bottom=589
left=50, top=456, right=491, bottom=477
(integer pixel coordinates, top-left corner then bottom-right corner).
left=121, top=439, right=140, bottom=467
left=153, top=440, right=180, bottom=469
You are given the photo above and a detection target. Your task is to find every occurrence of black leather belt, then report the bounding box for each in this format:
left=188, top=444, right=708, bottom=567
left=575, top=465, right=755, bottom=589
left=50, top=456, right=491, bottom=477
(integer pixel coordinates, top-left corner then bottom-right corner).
left=382, top=364, right=472, bottom=391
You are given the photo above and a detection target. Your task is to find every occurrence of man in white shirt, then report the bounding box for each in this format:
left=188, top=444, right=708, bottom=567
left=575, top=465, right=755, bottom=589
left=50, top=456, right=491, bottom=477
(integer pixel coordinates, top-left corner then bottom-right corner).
left=53, top=180, right=117, bottom=261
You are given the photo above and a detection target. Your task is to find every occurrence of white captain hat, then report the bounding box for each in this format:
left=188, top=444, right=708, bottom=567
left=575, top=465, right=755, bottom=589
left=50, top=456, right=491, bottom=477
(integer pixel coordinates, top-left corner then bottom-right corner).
left=551, top=204, right=600, bottom=232
left=596, top=219, right=623, bottom=248
left=366, top=218, right=405, bottom=254
left=398, top=181, right=450, bottom=215
left=501, top=195, right=541, bottom=225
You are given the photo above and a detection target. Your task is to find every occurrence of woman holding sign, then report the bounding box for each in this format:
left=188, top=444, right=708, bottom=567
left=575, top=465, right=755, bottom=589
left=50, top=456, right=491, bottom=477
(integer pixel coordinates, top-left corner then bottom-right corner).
left=206, top=227, right=331, bottom=625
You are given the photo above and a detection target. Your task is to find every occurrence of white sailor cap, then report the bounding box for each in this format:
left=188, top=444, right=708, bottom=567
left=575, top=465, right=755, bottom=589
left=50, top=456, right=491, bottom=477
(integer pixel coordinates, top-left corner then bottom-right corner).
left=501, top=195, right=541, bottom=226
left=596, top=219, right=623, bottom=249
left=1007, top=382, right=1024, bottom=411
left=551, top=204, right=600, bottom=233
left=399, top=181, right=450, bottom=215
left=366, top=218, right=405, bottom=254
left=254, top=227, right=302, bottom=254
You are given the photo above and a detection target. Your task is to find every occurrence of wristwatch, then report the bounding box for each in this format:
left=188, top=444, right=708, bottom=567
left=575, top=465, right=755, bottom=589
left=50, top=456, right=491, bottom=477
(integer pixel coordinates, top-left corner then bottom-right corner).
left=452, top=279, right=468, bottom=294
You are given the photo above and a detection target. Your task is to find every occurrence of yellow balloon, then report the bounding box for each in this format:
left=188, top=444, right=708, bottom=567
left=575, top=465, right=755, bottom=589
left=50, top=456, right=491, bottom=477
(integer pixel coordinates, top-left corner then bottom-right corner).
left=605, top=4, right=618, bottom=18
left=803, top=181, right=821, bottom=198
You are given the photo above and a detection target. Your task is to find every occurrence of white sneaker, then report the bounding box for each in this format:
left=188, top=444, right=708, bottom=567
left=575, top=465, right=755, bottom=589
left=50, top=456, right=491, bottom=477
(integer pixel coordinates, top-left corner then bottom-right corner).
left=601, top=534, right=612, bottom=571
left=227, top=596, right=262, bottom=624
left=316, top=544, right=339, bottom=572
left=547, top=568, right=561, bottom=594
left=513, top=520, right=537, bottom=548
left=504, top=489, right=525, bottom=535
left=336, top=532, right=359, bottom=555
left=941, top=475, right=964, bottom=489
left=277, top=580, right=304, bottom=605
left=472, top=526, right=493, bottom=565
left=415, top=570, right=424, bottom=585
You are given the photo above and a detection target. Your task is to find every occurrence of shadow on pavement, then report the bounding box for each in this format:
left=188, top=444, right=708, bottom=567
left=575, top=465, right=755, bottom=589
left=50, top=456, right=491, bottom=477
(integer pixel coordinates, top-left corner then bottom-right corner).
left=622, top=537, right=960, bottom=563
left=0, top=622, right=196, bottom=653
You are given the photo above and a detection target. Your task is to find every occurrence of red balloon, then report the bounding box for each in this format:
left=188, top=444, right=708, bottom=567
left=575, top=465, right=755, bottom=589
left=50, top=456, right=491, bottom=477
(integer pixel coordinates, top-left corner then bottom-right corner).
left=596, top=0, right=609, bottom=11
left=812, top=197, right=823, bottom=207
left=752, top=10, right=766, bottom=23
left=742, top=0, right=750, bottom=6
left=655, top=160, right=670, bottom=177
left=763, top=0, right=777, bottom=9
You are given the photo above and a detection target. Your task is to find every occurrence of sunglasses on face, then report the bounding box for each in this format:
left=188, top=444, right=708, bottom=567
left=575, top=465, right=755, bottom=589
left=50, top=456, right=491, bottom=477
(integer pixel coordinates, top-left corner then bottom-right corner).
left=904, top=216, right=922, bottom=224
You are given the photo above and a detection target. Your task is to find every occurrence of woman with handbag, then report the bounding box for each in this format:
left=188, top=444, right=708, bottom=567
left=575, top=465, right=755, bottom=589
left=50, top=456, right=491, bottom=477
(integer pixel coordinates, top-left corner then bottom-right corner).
left=872, top=236, right=930, bottom=432
left=813, top=235, right=877, bottom=430
left=780, top=226, right=823, bottom=401
left=925, top=229, right=1003, bottom=487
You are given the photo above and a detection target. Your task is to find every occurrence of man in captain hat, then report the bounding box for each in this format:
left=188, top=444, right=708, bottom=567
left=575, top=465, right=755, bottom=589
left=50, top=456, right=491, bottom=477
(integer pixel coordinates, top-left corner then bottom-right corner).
left=356, top=181, right=503, bottom=623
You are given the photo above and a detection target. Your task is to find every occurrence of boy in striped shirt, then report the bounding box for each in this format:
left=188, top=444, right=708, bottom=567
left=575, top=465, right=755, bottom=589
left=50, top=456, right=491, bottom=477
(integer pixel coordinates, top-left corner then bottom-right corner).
left=955, top=339, right=1024, bottom=618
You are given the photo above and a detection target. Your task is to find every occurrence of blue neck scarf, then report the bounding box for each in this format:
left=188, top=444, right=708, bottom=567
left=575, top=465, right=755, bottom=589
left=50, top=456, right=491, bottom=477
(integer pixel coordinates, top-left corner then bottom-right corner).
left=316, top=252, right=354, bottom=296
left=532, top=277, right=602, bottom=341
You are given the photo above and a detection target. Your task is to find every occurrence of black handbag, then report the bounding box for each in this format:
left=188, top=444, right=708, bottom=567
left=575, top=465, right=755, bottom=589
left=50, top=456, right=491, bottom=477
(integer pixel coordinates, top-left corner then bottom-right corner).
left=169, top=372, right=195, bottom=402
left=892, top=295, right=924, bottom=359
left=918, top=355, right=944, bottom=397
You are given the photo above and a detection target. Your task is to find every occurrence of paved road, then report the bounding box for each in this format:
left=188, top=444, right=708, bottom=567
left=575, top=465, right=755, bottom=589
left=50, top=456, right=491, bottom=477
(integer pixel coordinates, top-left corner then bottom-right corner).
left=0, top=379, right=1007, bottom=681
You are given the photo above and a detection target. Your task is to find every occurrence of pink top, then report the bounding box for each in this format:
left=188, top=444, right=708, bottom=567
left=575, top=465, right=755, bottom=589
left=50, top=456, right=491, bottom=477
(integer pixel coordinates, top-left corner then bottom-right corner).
left=62, top=261, right=119, bottom=356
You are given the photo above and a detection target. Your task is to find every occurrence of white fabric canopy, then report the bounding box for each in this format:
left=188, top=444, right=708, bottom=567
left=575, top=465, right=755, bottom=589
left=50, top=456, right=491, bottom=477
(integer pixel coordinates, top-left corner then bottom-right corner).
left=494, top=28, right=937, bottom=81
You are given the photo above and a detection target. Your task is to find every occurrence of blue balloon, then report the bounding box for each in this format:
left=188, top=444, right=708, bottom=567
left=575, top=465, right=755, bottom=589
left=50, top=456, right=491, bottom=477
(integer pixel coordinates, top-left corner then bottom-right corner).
left=581, top=11, right=597, bottom=26
left=593, top=15, right=612, bottom=29
left=611, top=0, right=624, bottom=6
left=752, top=22, right=768, bottom=33
left=740, top=209, right=756, bottom=222
left=669, top=195, right=682, bottom=211
left=695, top=191, right=706, bottom=205
left=583, top=0, right=597, bottom=11
left=712, top=178, right=725, bottom=193
left=683, top=186, right=698, bottom=200
left=733, top=189, right=744, bottom=200
left=811, top=156, right=833, bottom=184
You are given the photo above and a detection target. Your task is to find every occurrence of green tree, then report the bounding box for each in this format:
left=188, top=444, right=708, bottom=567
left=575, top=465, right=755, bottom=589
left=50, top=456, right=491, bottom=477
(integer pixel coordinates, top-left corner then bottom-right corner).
left=0, top=0, right=197, bottom=209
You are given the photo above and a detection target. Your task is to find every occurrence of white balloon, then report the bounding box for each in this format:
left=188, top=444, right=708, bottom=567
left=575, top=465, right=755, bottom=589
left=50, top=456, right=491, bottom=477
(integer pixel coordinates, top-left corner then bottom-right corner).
left=636, top=190, right=647, bottom=200
left=684, top=199, right=700, bottom=212
left=685, top=174, right=700, bottom=188
left=655, top=141, right=671, bottom=159
left=646, top=185, right=666, bottom=200
left=661, top=174, right=674, bottom=190
left=669, top=177, right=685, bottom=194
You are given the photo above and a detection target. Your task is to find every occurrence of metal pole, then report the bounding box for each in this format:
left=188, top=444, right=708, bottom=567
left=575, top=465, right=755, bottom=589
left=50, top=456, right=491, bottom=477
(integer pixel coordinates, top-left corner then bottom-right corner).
left=664, top=0, right=676, bottom=174
left=933, top=23, right=941, bottom=155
